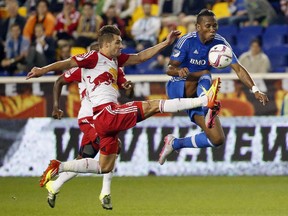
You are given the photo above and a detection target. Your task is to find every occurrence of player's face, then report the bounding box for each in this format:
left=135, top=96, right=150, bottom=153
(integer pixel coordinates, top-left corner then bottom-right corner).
left=250, top=42, right=261, bottom=55
left=108, top=35, right=124, bottom=58
left=196, top=16, right=218, bottom=44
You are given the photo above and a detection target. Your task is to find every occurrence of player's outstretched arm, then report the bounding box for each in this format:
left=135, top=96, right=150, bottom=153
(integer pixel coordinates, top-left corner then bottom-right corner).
left=231, top=63, right=269, bottom=105
left=26, top=58, right=78, bottom=80
left=124, top=30, right=181, bottom=66
left=52, top=75, right=68, bottom=119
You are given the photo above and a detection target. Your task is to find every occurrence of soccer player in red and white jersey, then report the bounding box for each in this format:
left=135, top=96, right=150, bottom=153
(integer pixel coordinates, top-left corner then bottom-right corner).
left=45, top=42, right=133, bottom=209
left=27, top=25, right=221, bottom=197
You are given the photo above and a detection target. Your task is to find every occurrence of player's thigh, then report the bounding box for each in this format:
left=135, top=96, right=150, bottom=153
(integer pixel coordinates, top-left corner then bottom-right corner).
left=99, top=153, right=117, bottom=173
left=185, top=80, right=198, bottom=98
left=79, top=120, right=97, bottom=142
left=166, top=80, right=185, bottom=99
left=194, top=114, right=225, bottom=145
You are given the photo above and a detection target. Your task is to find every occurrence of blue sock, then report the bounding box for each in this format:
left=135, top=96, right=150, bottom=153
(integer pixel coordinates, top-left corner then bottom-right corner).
left=172, top=132, right=215, bottom=150
left=197, top=75, right=211, bottom=115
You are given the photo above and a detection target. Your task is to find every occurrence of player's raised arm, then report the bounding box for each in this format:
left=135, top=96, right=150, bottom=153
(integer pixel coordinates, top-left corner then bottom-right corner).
left=231, top=62, right=269, bottom=105
left=52, top=75, right=69, bottom=119
left=26, top=58, right=78, bottom=80
left=123, top=30, right=181, bottom=66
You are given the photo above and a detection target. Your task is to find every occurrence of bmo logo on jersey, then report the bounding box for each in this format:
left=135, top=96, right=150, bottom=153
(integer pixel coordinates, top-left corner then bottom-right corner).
left=190, top=59, right=206, bottom=65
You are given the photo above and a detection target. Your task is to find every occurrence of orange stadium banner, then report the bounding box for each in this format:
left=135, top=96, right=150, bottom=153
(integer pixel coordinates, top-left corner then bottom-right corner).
left=0, top=77, right=287, bottom=119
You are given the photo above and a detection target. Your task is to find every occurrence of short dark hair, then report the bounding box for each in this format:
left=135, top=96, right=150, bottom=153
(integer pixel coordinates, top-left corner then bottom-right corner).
left=250, top=38, right=262, bottom=47
left=196, top=9, right=215, bottom=24
left=98, top=25, right=121, bottom=47
left=36, top=0, right=49, bottom=8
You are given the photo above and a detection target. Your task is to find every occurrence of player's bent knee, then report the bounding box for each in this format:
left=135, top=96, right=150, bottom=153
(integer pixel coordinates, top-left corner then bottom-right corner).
left=99, top=154, right=116, bottom=173
left=79, top=143, right=98, bottom=158
left=211, top=135, right=226, bottom=147
left=100, top=165, right=114, bottom=173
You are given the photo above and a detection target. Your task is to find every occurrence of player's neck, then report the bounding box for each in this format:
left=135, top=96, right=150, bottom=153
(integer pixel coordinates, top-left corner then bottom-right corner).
left=99, top=49, right=113, bottom=60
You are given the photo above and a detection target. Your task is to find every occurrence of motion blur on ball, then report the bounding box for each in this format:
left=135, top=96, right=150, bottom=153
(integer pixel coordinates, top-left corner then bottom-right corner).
left=208, top=44, right=233, bottom=69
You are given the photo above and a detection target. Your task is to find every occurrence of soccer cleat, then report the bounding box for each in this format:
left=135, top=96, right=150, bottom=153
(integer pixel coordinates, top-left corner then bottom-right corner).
left=158, top=134, right=175, bottom=165
left=205, top=101, right=222, bottom=129
left=202, top=77, right=221, bottom=109
left=45, top=181, right=59, bottom=208
left=40, top=160, right=61, bottom=187
left=99, top=194, right=113, bottom=210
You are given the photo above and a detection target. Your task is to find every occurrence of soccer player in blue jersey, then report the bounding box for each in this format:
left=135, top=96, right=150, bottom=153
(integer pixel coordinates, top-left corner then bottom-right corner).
left=159, top=9, right=269, bottom=165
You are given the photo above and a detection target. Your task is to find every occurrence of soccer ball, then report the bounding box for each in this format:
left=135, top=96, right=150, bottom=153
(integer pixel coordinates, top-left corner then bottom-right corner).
left=208, top=44, right=233, bottom=69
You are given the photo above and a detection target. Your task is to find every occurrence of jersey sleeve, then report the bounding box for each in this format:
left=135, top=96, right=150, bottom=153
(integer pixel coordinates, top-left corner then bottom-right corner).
left=117, top=67, right=127, bottom=88
left=223, top=40, right=238, bottom=64
left=117, top=53, right=130, bottom=67
left=63, top=67, right=82, bottom=83
left=72, top=50, right=98, bottom=69
left=170, top=37, right=189, bottom=63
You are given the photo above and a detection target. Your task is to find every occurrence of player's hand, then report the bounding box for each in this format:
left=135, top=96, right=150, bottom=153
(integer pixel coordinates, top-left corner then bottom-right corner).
left=121, top=81, right=134, bottom=90
left=26, top=67, right=44, bottom=80
left=178, top=67, right=189, bottom=78
left=165, top=30, right=181, bottom=45
left=122, top=81, right=134, bottom=98
left=254, top=91, right=269, bottom=106
left=52, top=108, right=64, bottom=119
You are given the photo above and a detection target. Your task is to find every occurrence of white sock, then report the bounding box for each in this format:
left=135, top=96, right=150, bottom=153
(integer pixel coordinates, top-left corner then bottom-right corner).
left=100, top=172, right=113, bottom=196
left=159, top=96, right=207, bottom=113
left=100, top=155, right=118, bottom=196
left=52, top=172, right=77, bottom=193
left=60, top=158, right=102, bottom=174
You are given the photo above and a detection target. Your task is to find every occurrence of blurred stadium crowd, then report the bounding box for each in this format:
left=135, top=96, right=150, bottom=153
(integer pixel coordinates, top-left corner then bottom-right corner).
left=0, top=0, right=288, bottom=76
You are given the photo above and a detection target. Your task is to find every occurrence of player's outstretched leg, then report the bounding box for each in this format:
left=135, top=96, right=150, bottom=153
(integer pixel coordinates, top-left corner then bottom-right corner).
left=158, top=77, right=221, bottom=114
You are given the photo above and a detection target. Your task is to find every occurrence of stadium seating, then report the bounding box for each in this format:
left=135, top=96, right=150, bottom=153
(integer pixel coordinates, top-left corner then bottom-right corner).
left=231, top=46, right=241, bottom=58
left=262, top=25, right=288, bottom=50
left=266, top=46, right=288, bottom=72
left=235, top=26, right=264, bottom=53
left=0, top=70, right=9, bottom=76
left=217, top=25, right=238, bottom=46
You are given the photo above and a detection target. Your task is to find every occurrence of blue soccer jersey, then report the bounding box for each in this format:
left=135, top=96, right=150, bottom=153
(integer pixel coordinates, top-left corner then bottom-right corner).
left=170, top=32, right=238, bottom=73
left=167, top=31, right=238, bottom=122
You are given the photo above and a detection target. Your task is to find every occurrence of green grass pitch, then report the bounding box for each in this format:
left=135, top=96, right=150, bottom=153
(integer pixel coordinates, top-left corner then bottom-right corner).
left=1, top=176, right=288, bottom=216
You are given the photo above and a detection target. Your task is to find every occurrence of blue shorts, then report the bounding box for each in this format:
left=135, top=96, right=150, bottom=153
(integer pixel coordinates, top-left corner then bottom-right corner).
left=166, top=75, right=212, bottom=123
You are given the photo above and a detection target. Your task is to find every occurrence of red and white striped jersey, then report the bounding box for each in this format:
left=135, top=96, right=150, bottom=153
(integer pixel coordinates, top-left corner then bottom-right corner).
left=72, top=50, right=129, bottom=108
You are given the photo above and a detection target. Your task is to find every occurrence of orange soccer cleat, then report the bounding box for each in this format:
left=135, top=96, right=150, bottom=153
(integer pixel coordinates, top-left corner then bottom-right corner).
left=202, top=77, right=221, bottom=109
left=40, top=160, right=61, bottom=187
left=205, top=101, right=222, bottom=129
